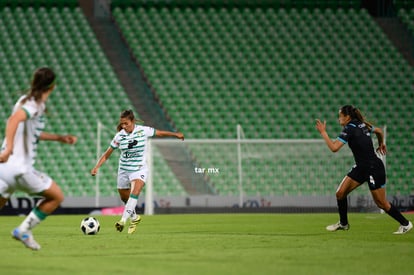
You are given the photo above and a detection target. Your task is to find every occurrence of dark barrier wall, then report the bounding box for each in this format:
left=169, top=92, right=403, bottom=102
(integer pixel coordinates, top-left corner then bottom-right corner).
left=0, top=0, right=78, bottom=7
left=111, top=0, right=361, bottom=9
left=2, top=195, right=414, bottom=215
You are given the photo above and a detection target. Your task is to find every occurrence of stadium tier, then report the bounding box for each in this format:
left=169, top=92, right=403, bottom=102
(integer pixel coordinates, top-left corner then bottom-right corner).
left=0, top=6, right=183, bottom=197
left=0, top=3, right=413, bottom=198
left=398, top=7, right=414, bottom=34
left=112, top=5, right=414, bottom=195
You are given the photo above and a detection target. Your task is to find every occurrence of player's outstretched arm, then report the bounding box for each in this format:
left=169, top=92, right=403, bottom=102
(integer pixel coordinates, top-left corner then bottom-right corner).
left=155, top=130, right=184, bottom=140
left=315, top=119, right=344, bottom=153
left=91, top=147, right=114, bottom=176
left=40, top=132, right=77, bottom=144
left=0, top=109, right=27, bottom=163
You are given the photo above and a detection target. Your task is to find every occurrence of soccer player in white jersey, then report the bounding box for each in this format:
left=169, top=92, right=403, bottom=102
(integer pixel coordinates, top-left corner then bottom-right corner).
left=0, top=67, right=77, bottom=250
left=91, top=109, right=184, bottom=234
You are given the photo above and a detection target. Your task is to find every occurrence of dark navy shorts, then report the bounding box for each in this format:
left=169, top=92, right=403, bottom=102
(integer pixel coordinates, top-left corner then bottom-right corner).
left=347, top=159, right=386, bottom=190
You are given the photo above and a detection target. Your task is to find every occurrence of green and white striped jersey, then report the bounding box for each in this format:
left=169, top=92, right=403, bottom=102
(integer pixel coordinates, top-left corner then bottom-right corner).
left=1, top=95, right=46, bottom=172
left=110, top=125, right=155, bottom=172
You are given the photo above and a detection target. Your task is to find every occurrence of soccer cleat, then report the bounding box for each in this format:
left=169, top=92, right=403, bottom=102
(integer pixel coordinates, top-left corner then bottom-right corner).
left=128, top=215, right=141, bottom=234
left=12, top=228, right=41, bottom=250
left=393, top=221, right=413, bottom=235
left=115, top=221, right=125, bottom=232
left=326, top=222, right=349, bottom=232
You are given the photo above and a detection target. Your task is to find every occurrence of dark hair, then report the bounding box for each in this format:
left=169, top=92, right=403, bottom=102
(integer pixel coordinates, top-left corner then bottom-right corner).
left=117, top=109, right=135, bottom=131
left=22, top=67, right=56, bottom=104
left=340, top=105, right=372, bottom=130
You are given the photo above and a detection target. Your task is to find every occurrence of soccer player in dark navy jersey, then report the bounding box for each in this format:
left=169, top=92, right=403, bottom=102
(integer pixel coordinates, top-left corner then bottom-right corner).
left=316, top=105, right=412, bottom=234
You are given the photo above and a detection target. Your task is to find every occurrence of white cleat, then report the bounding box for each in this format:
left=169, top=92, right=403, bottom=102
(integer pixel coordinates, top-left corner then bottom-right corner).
left=326, top=222, right=349, bottom=232
left=12, top=228, right=41, bottom=250
left=393, top=221, right=413, bottom=235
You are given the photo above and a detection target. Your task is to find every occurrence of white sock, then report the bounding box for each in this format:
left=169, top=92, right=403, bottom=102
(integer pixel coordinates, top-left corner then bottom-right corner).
left=121, top=195, right=138, bottom=222
left=130, top=209, right=137, bottom=220
left=18, top=207, right=47, bottom=232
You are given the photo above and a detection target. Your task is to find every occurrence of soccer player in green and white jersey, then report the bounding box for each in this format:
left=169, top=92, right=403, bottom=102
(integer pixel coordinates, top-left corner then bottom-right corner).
left=0, top=67, right=77, bottom=250
left=91, top=109, right=184, bottom=234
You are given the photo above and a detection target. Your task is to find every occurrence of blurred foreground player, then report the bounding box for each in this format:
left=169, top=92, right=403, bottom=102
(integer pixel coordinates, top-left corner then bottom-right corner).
left=0, top=67, right=77, bottom=250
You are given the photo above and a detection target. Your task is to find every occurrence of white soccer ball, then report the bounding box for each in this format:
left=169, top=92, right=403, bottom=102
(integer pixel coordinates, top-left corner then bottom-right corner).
left=80, top=217, right=100, bottom=235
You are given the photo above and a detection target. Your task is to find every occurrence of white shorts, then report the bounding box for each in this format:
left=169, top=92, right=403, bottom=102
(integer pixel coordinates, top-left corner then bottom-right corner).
left=0, top=165, right=53, bottom=199
left=117, top=167, right=148, bottom=190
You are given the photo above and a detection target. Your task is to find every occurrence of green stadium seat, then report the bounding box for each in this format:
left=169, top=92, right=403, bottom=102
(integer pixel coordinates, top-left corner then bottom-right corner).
left=107, top=5, right=414, bottom=196
left=0, top=5, right=159, bottom=197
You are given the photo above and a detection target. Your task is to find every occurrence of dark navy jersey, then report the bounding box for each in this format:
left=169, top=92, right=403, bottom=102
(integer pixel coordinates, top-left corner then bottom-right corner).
left=337, top=119, right=379, bottom=166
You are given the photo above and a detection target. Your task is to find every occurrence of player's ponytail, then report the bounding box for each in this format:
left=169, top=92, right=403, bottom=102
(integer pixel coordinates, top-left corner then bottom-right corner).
left=22, top=67, right=56, bottom=104
left=340, top=105, right=373, bottom=131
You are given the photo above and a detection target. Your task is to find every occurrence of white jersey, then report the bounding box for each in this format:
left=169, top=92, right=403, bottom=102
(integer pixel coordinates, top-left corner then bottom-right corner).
left=1, top=95, right=46, bottom=172
left=110, top=125, right=155, bottom=172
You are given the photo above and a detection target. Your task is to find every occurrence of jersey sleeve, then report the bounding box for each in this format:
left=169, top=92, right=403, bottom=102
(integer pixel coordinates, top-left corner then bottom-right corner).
left=143, top=126, right=156, bottom=137
left=20, top=100, right=39, bottom=119
left=110, top=132, right=121, bottom=149
left=337, top=126, right=351, bottom=144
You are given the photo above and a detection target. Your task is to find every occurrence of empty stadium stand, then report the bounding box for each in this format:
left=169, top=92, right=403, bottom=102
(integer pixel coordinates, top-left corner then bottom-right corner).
left=111, top=3, right=414, bottom=195
left=0, top=4, right=184, bottom=197
left=0, top=0, right=413, bottom=198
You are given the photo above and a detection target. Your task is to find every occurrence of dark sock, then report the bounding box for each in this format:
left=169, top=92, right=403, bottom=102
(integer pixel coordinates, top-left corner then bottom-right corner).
left=386, top=203, right=409, bottom=226
left=338, top=198, right=348, bottom=225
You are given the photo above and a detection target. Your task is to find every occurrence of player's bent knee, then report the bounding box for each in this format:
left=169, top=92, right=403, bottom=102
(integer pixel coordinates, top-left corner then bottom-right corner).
left=54, top=187, right=65, bottom=204
left=335, top=191, right=346, bottom=200
left=374, top=200, right=389, bottom=211
left=44, top=182, right=64, bottom=204
left=55, top=192, right=64, bottom=204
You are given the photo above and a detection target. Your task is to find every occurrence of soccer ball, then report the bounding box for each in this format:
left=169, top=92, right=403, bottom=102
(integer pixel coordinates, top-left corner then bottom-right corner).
left=80, top=217, right=100, bottom=235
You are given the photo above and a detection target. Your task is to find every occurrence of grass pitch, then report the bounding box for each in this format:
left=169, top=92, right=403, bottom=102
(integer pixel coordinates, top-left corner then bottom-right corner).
left=1, top=213, right=413, bottom=275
